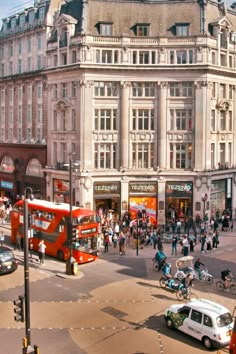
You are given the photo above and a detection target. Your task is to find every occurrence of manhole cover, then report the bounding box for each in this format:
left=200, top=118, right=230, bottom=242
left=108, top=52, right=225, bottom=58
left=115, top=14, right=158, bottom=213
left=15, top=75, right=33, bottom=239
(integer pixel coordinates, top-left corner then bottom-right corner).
left=101, top=306, right=127, bottom=319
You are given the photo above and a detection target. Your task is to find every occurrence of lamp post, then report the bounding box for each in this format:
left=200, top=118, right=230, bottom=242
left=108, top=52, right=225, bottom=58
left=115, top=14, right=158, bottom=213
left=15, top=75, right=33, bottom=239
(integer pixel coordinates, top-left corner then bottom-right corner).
left=202, top=193, right=208, bottom=223
left=64, top=158, right=79, bottom=275
left=23, top=187, right=34, bottom=350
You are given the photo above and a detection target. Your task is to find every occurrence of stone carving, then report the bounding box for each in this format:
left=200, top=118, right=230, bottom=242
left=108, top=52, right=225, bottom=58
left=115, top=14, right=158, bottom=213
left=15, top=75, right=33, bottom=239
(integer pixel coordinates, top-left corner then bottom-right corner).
left=216, top=99, right=231, bottom=111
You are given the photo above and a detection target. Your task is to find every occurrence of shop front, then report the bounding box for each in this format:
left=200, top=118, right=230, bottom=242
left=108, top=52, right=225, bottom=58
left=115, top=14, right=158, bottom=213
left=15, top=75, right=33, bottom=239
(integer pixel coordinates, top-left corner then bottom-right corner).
left=210, top=179, right=232, bottom=219
left=129, top=182, right=157, bottom=224
left=94, top=182, right=120, bottom=222
left=0, top=180, right=14, bottom=201
left=166, top=181, right=193, bottom=222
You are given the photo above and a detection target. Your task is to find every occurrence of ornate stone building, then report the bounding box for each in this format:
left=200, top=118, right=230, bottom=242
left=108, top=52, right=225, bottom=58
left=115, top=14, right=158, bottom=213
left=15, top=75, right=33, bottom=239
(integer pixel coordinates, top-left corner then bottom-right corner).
left=2, top=0, right=236, bottom=224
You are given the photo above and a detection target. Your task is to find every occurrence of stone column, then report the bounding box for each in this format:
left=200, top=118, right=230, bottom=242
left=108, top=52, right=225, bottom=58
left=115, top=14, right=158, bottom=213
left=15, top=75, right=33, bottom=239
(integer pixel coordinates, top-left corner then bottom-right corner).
left=120, top=82, right=130, bottom=170
left=194, top=81, right=211, bottom=170
left=157, top=82, right=168, bottom=169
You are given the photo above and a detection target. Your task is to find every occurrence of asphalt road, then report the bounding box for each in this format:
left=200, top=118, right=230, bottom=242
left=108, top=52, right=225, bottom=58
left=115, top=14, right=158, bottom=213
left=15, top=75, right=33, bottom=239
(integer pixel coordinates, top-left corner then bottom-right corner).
left=0, top=226, right=235, bottom=354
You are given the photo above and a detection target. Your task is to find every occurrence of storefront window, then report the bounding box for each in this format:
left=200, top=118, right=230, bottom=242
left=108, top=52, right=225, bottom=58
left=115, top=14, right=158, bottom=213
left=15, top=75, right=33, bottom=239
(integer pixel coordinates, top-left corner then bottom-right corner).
left=0, top=155, right=14, bottom=173
left=166, top=181, right=193, bottom=222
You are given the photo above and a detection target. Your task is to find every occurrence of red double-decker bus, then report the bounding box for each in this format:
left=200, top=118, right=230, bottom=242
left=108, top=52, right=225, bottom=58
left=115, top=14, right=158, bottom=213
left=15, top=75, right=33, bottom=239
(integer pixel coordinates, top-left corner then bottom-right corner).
left=11, top=199, right=98, bottom=264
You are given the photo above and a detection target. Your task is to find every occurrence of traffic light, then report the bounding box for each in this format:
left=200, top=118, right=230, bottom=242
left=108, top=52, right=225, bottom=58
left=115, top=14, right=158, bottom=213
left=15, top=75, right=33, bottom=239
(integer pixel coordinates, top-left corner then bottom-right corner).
left=71, top=226, right=78, bottom=243
left=14, top=295, right=24, bottom=322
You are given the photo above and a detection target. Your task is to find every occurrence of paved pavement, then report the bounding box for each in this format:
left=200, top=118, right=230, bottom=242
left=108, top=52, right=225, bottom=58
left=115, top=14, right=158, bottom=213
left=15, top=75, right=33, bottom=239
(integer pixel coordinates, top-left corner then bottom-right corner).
left=0, top=223, right=236, bottom=354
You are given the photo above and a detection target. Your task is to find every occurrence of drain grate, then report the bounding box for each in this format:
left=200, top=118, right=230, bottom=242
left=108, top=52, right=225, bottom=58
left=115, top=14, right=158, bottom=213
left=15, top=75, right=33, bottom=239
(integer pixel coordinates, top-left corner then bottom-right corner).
left=101, top=306, right=127, bottom=319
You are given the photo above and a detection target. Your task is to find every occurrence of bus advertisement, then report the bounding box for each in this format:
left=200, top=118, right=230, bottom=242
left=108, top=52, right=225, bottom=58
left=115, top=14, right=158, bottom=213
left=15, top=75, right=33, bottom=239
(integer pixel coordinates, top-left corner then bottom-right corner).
left=11, top=199, right=98, bottom=264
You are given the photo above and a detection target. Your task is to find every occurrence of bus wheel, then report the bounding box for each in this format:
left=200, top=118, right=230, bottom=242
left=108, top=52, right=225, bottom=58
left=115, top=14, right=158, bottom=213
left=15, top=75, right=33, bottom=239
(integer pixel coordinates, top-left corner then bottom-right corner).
left=57, top=250, right=64, bottom=261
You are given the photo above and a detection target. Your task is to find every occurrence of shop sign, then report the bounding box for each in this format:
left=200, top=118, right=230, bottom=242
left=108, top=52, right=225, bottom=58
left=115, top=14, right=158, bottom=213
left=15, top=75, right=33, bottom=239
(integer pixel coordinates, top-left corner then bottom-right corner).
left=1, top=181, right=13, bottom=190
left=53, top=179, right=69, bottom=193
left=166, top=182, right=193, bottom=196
left=129, top=183, right=157, bottom=194
left=94, top=182, right=120, bottom=194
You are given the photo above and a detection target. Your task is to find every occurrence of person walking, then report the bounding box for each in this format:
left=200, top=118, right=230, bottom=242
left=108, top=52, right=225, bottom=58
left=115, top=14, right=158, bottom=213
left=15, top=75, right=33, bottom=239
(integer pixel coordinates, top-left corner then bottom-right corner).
left=0, top=231, right=4, bottom=246
left=119, top=232, right=126, bottom=255
left=189, top=233, right=195, bottom=252
left=182, top=235, right=189, bottom=256
left=201, top=233, right=206, bottom=253
left=15, top=232, right=21, bottom=251
left=104, top=232, right=109, bottom=253
left=38, top=240, right=46, bottom=264
left=171, top=234, right=177, bottom=256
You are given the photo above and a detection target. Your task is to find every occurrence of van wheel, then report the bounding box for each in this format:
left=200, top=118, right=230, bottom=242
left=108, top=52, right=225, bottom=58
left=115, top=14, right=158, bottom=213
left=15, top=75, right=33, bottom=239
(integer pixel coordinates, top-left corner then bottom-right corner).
left=57, top=250, right=64, bottom=261
left=165, top=317, right=174, bottom=329
left=202, top=336, right=213, bottom=349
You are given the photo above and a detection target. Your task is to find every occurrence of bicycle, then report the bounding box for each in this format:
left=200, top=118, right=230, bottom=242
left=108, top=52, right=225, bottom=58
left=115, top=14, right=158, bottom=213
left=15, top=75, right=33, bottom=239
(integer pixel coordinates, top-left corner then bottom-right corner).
left=176, top=287, right=198, bottom=301
left=194, top=267, right=213, bottom=285
left=216, top=278, right=236, bottom=295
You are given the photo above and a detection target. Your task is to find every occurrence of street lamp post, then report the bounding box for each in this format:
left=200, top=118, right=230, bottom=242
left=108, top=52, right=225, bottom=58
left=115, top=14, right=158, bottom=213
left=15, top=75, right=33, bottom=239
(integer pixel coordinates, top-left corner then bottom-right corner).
left=23, top=187, right=34, bottom=350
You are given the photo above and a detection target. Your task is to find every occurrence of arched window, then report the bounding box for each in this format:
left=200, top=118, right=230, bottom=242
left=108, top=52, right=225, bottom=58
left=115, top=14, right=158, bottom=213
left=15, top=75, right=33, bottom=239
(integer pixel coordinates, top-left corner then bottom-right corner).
left=26, top=158, right=43, bottom=177
left=0, top=156, right=14, bottom=173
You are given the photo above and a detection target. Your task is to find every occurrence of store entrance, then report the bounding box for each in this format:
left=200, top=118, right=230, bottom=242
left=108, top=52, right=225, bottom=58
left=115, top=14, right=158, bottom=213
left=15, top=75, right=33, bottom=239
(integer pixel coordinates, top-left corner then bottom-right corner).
left=95, top=197, right=120, bottom=222
left=166, top=198, right=192, bottom=222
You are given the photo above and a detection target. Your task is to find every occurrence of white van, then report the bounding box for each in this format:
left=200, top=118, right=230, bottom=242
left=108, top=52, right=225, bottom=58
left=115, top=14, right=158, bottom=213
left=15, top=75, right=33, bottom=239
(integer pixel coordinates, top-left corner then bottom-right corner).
left=164, top=298, right=233, bottom=350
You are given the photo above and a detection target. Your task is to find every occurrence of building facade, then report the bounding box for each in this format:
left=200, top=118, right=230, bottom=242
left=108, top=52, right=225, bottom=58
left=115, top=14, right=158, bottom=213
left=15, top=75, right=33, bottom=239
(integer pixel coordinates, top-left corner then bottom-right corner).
left=1, top=0, right=236, bottom=225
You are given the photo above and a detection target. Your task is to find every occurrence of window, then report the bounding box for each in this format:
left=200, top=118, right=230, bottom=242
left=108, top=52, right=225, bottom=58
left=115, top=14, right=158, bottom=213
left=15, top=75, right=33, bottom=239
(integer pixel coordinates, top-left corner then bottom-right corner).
left=62, top=53, right=67, bottom=65
left=182, top=82, right=193, bottom=97
left=27, top=37, right=31, bottom=52
left=72, top=51, right=76, bottom=63
left=132, top=143, right=154, bottom=169
left=229, top=142, right=232, bottom=167
left=139, top=51, right=149, bottom=64
left=219, top=143, right=225, bottom=164
left=9, top=88, right=13, bottom=103
left=37, top=55, right=42, bottom=69
left=176, top=24, right=189, bottom=36
left=1, top=64, right=4, bottom=77
left=132, top=82, right=155, bottom=97
left=62, top=83, right=67, bottom=98
left=37, top=84, right=42, bottom=99
left=211, top=110, right=215, bottom=131
left=38, top=6, right=45, bottom=20
left=18, top=40, right=22, bottom=55
left=169, top=83, right=180, bottom=97
left=27, top=104, right=32, bottom=123
left=94, top=82, right=118, bottom=96
left=53, top=84, right=58, bottom=99
left=220, top=111, right=226, bottom=130
left=37, top=35, right=42, bottom=50
left=71, top=109, right=76, bottom=130
left=211, top=143, right=215, bottom=169
left=19, top=14, right=25, bottom=28
left=228, top=111, right=232, bottom=131
left=11, top=18, right=16, bottom=30
left=203, top=314, right=213, bottom=328
left=170, top=143, right=192, bottom=169
left=18, top=105, right=22, bottom=124
left=37, top=104, right=42, bottom=124
left=219, top=84, right=226, bottom=99
left=132, top=109, right=154, bottom=130
left=100, top=23, right=113, bottom=36
left=191, top=310, right=202, bottom=324
left=27, top=57, right=32, bottom=71
left=53, top=111, right=57, bottom=130
left=9, top=43, right=13, bottom=57
left=229, top=85, right=233, bottom=99
left=71, top=82, right=77, bottom=97
left=212, top=82, right=216, bottom=97
left=94, top=143, right=116, bottom=169
left=102, top=50, right=112, bottom=64
left=135, top=24, right=150, bottom=36
left=94, top=109, right=117, bottom=130
left=96, top=50, right=118, bottom=64
left=177, top=51, right=187, bottom=64
left=28, top=11, right=34, bottom=24
left=212, top=51, right=216, bottom=65
left=170, top=50, right=193, bottom=64
left=170, top=109, right=192, bottom=130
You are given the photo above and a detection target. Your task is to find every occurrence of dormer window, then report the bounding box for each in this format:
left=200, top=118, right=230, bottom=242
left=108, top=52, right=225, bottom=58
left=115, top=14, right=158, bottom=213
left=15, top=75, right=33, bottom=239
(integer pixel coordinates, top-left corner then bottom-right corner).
left=11, top=18, right=16, bottom=30
left=133, top=23, right=150, bottom=36
left=19, top=14, right=25, bottom=28
left=97, top=22, right=113, bottom=36
left=176, top=23, right=190, bottom=36
left=28, top=10, right=34, bottom=24
left=38, top=6, right=45, bottom=20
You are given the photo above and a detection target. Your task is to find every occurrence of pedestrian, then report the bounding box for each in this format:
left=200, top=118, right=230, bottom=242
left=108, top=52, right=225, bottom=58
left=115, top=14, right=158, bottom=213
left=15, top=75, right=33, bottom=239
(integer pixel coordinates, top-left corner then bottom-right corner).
left=29, top=239, right=34, bottom=259
left=171, top=234, right=177, bottom=256
left=15, top=232, right=21, bottom=251
left=38, top=240, right=46, bottom=264
left=230, top=221, right=234, bottom=232
left=119, top=232, right=126, bottom=255
left=201, top=233, right=206, bottom=253
left=0, top=230, right=4, bottom=246
left=176, top=219, right=181, bottom=237
left=206, top=233, right=212, bottom=252
left=189, top=233, right=195, bottom=252
left=152, top=229, right=157, bottom=249
left=182, top=235, right=189, bottom=256
left=104, top=232, right=109, bottom=253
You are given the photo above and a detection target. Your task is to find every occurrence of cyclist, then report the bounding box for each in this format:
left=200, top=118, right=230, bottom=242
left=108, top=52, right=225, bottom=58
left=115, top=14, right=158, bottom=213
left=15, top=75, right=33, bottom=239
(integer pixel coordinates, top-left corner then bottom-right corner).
left=194, top=258, right=205, bottom=280
left=162, top=261, right=172, bottom=280
left=221, top=268, right=233, bottom=289
left=154, top=248, right=167, bottom=270
left=181, top=272, right=194, bottom=291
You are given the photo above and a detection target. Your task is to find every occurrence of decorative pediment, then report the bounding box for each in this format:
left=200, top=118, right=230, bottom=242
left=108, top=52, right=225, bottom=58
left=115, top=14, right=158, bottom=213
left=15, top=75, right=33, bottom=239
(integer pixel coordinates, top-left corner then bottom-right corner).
left=55, top=100, right=70, bottom=111
left=216, top=99, right=231, bottom=111
left=55, top=14, right=78, bottom=28
left=210, top=16, right=233, bottom=30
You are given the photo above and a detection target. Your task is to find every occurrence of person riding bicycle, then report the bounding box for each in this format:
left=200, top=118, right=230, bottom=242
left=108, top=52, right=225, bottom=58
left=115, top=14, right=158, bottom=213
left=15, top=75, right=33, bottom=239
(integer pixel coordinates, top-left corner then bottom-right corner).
left=162, top=261, right=172, bottom=279
left=181, top=272, right=194, bottom=291
left=221, top=268, right=233, bottom=289
left=154, top=248, right=167, bottom=270
left=194, top=258, right=205, bottom=280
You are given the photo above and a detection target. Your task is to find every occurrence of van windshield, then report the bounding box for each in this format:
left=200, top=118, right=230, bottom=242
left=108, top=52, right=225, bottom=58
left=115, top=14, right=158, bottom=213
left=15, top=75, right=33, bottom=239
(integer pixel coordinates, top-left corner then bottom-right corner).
left=0, top=250, right=14, bottom=262
left=216, top=312, right=233, bottom=327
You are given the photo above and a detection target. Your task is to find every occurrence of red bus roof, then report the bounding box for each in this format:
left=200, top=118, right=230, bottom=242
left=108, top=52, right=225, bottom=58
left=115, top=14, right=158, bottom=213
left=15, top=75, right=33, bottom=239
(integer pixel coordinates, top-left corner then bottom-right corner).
left=14, top=199, right=96, bottom=217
